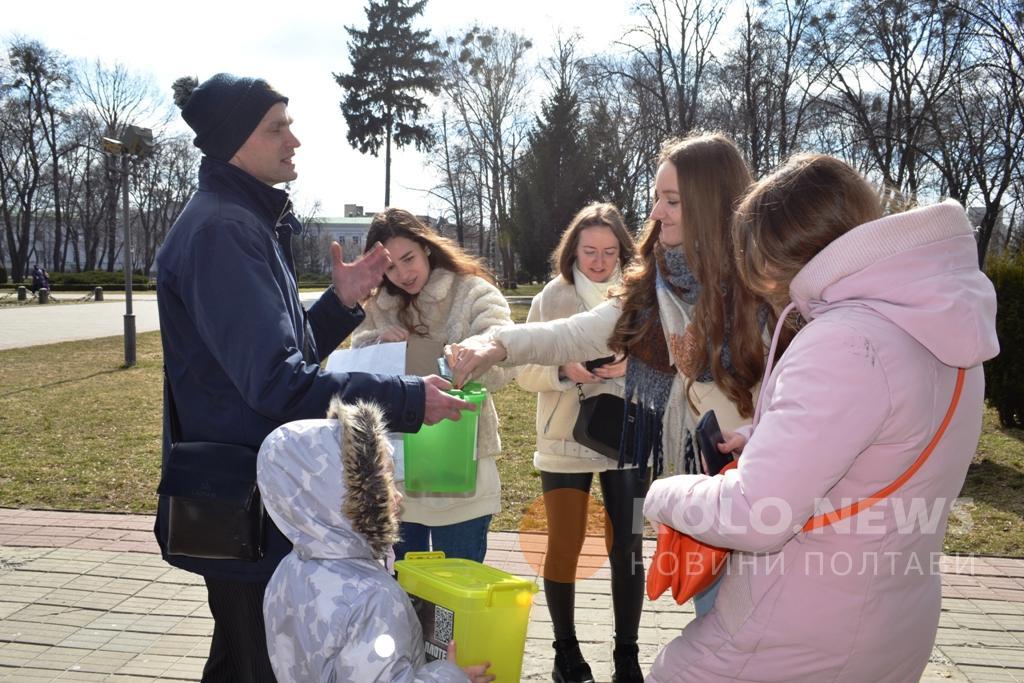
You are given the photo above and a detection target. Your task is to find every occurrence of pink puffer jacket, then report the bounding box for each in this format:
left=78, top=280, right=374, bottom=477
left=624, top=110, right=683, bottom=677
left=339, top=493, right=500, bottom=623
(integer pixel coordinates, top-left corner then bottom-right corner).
left=643, top=200, right=999, bottom=682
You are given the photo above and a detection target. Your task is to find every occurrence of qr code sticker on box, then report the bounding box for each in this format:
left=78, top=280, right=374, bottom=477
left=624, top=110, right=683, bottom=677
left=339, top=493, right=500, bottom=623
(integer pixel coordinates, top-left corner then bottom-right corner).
left=433, top=604, right=455, bottom=643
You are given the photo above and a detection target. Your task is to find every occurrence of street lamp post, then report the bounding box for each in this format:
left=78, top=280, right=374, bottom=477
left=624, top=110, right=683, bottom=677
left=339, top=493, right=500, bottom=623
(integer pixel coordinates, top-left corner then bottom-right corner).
left=101, top=125, right=153, bottom=368
left=121, top=151, right=135, bottom=366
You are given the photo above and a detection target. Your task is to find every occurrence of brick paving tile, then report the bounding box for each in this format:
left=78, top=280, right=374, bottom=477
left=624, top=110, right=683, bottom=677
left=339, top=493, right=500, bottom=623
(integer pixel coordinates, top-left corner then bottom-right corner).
left=953, top=665, right=1024, bottom=682
left=1, top=510, right=1023, bottom=681
left=941, top=644, right=1024, bottom=669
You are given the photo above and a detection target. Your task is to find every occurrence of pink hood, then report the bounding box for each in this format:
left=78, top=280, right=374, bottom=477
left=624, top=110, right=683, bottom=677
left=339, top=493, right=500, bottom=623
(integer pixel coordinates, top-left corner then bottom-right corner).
left=789, top=199, right=999, bottom=368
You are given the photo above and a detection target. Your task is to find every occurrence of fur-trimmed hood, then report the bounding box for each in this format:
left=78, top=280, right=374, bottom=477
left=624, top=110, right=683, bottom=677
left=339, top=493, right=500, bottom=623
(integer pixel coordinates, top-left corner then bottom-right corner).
left=257, top=400, right=398, bottom=562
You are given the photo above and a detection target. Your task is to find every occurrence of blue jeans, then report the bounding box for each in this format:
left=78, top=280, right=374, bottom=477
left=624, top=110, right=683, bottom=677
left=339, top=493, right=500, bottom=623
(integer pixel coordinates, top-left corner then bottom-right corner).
left=394, top=515, right=492, bottom=563
left=694, top=574, right=723, bottom=616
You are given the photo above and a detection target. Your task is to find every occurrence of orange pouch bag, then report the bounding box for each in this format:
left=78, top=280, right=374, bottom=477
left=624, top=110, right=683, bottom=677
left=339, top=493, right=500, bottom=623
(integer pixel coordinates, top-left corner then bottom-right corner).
left=647, top=368, right=965, bottom=605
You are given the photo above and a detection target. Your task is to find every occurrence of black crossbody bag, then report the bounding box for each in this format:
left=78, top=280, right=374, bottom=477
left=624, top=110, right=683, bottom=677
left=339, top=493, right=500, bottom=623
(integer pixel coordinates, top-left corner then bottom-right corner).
left=572, top=383, right=636, bottom=464
left=156, top=373, right=266, bottom=561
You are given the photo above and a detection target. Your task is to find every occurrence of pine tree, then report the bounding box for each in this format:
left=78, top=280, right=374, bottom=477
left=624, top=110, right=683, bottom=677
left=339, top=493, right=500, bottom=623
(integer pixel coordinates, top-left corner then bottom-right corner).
left=512, top=78, right=596, bottom=281
left=335, top=0, right=441, bottom=206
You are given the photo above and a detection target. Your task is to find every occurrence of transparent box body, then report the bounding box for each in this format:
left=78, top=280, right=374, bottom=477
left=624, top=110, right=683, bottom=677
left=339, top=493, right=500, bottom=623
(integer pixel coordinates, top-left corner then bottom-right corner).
left=403, top=382, right=487, bottom=494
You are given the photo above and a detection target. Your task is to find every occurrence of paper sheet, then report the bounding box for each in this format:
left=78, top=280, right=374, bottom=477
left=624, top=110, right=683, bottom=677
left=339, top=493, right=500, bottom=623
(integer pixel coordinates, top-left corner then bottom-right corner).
left=327, top=342, right=408, bottom=481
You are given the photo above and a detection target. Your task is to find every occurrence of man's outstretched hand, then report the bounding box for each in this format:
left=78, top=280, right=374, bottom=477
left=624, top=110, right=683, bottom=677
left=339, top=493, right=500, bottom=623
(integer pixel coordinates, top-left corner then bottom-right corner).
left=331, top=240, right=391, bottom=308
left=422, top=375, right=476, bottom=425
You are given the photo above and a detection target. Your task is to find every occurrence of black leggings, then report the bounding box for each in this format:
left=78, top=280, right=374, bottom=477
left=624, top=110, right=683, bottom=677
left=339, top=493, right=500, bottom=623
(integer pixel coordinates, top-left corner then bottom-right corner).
left=540, top=468, right=649, bottom=643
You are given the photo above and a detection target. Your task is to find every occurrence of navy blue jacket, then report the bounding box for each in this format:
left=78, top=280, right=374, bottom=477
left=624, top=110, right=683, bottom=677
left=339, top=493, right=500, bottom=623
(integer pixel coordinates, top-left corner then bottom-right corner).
left=155, top=157, right=425, bottom=581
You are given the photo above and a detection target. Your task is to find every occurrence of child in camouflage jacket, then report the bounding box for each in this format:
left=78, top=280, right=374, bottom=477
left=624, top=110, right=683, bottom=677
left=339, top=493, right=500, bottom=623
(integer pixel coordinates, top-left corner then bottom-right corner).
left=258, top=398, right=493, bottom=682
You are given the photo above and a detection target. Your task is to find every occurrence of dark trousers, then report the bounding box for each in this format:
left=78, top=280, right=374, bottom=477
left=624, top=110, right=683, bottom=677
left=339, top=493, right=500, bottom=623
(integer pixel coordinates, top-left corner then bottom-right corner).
left=540, top=467, right=650, bottom=644
left=202, top=577, right=277, bottom=682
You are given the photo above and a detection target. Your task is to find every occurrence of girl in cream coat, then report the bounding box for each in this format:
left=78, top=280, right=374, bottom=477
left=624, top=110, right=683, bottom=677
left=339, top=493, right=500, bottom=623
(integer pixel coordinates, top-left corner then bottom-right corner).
left=351, top=209, right=513, bottom=564
left=516, top=203, right=642, bottom=683
left=448, top=134, right=776, bottom=681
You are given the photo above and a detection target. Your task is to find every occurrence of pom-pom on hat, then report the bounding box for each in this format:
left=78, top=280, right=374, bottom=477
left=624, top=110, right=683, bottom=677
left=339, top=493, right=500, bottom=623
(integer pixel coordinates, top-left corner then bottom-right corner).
left=172, top=73, right=288, bottom=162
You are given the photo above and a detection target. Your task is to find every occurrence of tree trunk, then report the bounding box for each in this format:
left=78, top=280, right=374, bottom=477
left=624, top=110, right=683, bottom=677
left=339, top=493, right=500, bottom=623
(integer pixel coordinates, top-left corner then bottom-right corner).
left=384, top=126, right=392, bottom=208
left=45, top=106, right=64, bottom=272
left=977, top=209, right=998, bottom=269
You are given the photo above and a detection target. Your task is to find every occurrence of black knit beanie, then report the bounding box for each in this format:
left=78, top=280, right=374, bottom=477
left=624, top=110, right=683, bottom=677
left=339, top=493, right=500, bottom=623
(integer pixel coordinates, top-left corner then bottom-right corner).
left=171, top=73, right=288, bottom=161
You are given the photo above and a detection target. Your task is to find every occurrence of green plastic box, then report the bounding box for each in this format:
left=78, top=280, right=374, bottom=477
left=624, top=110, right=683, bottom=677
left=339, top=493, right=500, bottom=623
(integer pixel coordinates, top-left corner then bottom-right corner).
left=403, top=382, right=487, bottom=494
left=396, top=552, right=538, bottom=681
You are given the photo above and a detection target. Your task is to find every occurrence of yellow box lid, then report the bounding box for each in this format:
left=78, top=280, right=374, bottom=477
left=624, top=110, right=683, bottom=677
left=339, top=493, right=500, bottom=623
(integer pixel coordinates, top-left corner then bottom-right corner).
left=395, top=552, right=538, bottom=606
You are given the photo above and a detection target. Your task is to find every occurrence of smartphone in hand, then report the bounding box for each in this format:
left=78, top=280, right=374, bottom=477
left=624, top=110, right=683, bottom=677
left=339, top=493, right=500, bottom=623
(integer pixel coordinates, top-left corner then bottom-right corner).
left=584, top=355, right=616, bottom=372
left=695, top=410, right=733, bottom=475
left=437, top=356, right=453, bottom=381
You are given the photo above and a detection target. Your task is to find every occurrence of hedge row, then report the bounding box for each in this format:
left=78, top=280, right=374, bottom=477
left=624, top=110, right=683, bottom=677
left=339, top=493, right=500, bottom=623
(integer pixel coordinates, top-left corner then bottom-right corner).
left=50, top=271, right=149, bottom=286
left=985, top=253, right=1024, bottom=428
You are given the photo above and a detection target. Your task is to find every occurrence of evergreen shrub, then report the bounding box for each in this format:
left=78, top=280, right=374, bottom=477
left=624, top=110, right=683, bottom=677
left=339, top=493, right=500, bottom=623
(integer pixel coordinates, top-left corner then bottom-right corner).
left=985, top=253, right=1024, bottom=427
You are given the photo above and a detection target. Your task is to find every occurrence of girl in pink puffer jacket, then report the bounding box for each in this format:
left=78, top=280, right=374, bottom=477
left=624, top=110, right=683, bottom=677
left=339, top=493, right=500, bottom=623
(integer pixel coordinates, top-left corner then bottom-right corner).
left=642, top=155, right=999, bottom=682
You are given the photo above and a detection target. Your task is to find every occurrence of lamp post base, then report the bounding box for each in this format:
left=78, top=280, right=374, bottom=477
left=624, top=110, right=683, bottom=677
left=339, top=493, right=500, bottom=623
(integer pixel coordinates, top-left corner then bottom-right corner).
left=123, top=314, right=136, bottom=367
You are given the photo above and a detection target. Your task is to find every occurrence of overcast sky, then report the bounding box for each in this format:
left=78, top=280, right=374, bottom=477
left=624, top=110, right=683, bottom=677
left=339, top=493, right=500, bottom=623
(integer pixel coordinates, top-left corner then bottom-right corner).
left=6, top=0, right=643, bottom=218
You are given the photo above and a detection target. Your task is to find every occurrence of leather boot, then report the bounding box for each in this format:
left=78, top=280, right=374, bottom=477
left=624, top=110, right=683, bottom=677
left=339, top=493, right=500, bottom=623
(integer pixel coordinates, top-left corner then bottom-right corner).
left=551, top=637, right=595, bottom=683
left=611, top=641, right=644, bottom=683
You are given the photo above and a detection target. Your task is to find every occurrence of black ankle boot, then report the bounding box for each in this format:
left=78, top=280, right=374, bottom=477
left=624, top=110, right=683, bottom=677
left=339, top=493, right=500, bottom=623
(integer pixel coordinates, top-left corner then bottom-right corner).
left=552, top=637, right=595, bottom=683
left=611, top=641, right=644, bottom=683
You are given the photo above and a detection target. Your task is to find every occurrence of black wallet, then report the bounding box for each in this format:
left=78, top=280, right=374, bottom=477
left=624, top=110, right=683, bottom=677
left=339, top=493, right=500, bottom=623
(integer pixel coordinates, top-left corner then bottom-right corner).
left=694, top=410, right=732, bottom=475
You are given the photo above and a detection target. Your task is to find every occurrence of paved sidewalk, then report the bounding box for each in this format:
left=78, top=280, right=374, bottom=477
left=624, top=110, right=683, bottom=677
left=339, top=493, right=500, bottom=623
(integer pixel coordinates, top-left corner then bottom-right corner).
left=0, top=296, right=160, bottom=352
left=0, top=509, right=1021, bottom=681
left=1, top=293, right=1020, bottom=681
left=0, top=292, right=338, bottom=352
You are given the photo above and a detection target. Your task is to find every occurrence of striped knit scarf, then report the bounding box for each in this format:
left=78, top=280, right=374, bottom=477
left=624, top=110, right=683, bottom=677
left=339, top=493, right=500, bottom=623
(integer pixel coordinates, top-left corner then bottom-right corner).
left=621, top=246, right=698, bottom=477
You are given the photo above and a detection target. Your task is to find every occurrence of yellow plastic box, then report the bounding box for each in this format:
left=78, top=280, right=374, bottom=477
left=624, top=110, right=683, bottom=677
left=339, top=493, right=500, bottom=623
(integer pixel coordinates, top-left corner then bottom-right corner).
left=396, top=552, right=538, bottom=681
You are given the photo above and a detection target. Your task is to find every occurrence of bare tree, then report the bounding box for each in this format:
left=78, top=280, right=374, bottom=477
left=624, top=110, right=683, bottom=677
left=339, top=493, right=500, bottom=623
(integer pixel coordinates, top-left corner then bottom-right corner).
left=7, top=40, right=74, bottom=272
left=812, top=0, right=971, bottom=205
left=74, top=59, right=169, bottom=271
left=131, top=135, right=199, bottom=275
left=440, top=26, right=533, bottom=283
left=0, top=48, right=52, bottom=281
left=712, top=0, right=831, bottom=173
left=614, top=0, right=727, bottom=138
left=580, top=53, right=662, bottom=226
left=427, top=109, right=482, bottom=247
left=60, top=112, right=109, bottom=272
left=946, top=0, right=1024, bottom=264
left=291, top=200, right=332, bottom=275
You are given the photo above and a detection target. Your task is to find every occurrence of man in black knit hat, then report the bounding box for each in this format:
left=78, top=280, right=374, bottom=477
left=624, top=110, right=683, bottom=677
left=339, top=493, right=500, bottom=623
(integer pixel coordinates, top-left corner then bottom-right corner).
left=155, top=73, right=472, bottom=681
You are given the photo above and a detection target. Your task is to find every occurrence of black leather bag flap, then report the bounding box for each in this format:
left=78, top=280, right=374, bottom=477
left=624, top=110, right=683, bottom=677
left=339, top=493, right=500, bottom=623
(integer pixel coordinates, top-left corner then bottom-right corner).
left=573, top=393, right=629, bottom=460
left=157, top=441, right=259, bottom=509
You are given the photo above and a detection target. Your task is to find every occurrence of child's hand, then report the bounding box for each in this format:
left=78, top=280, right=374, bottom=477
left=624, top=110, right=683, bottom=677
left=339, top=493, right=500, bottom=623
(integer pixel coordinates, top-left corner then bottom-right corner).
left=718, top=431, right=747, bottom=455
left=446, top=640, right=495, bottom=682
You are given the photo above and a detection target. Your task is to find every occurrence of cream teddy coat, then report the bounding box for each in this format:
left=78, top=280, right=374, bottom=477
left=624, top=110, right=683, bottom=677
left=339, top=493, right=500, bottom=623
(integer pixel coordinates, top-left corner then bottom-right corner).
left=352, top=268, right=513, bottom=526
left=515, top=274, right=627, bottom=473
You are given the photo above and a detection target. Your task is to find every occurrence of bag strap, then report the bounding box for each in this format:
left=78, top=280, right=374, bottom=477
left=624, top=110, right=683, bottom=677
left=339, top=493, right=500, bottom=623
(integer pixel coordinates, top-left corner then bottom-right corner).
left=163, top=366, right=183, bottom=445
left=802, top=366, right=966, bottom=532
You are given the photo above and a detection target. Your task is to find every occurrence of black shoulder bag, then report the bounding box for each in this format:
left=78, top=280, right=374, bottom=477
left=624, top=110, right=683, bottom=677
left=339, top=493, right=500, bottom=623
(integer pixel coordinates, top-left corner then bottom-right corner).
left=572, top=383, right=636, bottom=465
left=156, top=372, right=266, bottom=561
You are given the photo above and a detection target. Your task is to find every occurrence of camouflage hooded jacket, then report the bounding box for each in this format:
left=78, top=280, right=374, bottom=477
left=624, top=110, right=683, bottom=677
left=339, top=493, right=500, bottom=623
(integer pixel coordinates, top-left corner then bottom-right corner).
left=258, top=399, right=466, bottom=682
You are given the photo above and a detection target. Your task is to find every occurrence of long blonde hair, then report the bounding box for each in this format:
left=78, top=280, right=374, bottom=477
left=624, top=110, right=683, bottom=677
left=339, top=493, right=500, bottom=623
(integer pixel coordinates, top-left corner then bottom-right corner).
left=609, top=132, right=766, bottom=418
